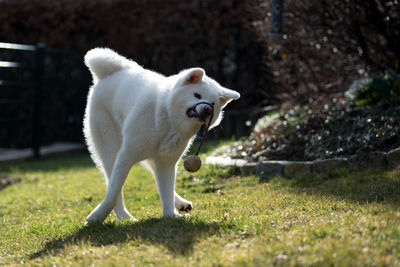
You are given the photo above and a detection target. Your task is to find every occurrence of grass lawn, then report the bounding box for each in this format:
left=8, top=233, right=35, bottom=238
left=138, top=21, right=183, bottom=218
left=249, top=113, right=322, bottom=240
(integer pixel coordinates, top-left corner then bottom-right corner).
left=1, top=141, right=400, bottom=266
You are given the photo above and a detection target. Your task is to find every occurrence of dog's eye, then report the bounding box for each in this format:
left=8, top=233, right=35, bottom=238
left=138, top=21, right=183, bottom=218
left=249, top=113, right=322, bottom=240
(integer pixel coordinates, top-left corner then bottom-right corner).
left=194, top=93, right=202, bottom=99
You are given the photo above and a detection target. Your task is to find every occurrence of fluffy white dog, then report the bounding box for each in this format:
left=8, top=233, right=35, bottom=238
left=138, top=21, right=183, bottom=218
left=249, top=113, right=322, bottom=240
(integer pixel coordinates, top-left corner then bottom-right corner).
left=83, top=48, right=240, bottom=223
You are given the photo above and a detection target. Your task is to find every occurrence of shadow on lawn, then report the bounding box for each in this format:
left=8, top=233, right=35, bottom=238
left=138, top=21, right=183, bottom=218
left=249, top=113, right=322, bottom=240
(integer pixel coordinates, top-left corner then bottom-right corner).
left=30, top=217, right=220, bottom=259
left=274, top=167, right=400, bottom=206
left=0, top=151, right=94, bottom=173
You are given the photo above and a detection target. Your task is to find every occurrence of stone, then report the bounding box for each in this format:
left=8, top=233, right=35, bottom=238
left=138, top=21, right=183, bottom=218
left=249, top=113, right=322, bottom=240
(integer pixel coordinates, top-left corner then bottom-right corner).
left=312, top=158, right=347, bottom=173
left=208, top=144, right=233, bottom=157
left=205, top=156, right=246, bottom=167
left=386, top=147, right=400, bottom=168
left=347, top=152, right=387, bottom=170
left=283, top=161, right=313, bottom=177
left=240, top=162, right=257, bottom=176
left=255, top=161, right=284, bottom=179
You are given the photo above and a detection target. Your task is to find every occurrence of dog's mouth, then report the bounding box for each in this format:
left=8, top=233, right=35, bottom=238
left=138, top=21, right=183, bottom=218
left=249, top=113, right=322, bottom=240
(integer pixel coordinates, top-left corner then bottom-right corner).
left=186, top=102, right=214, bottom=122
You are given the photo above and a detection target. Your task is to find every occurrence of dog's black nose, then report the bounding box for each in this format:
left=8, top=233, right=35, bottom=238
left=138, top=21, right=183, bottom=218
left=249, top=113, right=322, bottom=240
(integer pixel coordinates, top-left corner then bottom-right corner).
left=198, top=105, right=213, bottom=121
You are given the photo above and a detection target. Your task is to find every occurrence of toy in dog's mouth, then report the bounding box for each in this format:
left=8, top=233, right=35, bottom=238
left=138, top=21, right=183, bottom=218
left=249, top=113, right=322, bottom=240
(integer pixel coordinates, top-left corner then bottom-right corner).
left=186, top=102, right=214, bottom=122
left=184, top=102, right=214, bottom=172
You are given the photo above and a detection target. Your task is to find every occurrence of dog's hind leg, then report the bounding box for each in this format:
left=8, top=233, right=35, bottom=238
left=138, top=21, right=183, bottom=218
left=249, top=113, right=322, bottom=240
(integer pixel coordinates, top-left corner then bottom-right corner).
left=87, top=146, right=137, bottom=223
left=101, top=141, right=134, bottom=221
left=100, top=130, right=134, bottom=220
left=85, top=109, right=134, bottom=222
left=113, top=189, right=135, bottom=221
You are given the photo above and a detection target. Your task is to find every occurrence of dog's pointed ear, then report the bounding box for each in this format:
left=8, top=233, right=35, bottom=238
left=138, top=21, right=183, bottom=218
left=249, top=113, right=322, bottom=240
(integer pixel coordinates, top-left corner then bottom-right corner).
left=219, top=88, right=240, bottom=107
left=183, top=68, right=205, bottom=85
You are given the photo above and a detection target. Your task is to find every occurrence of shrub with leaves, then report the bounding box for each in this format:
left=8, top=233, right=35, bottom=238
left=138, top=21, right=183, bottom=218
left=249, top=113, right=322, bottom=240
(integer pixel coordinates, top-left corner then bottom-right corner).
left=224, top=88, right=400, bottom=162
left=345, top=73, right=400, bottom=106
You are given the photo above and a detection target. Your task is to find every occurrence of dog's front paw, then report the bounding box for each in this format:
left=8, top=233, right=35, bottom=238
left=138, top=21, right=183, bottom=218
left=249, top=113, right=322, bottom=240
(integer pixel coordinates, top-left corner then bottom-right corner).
left=175, top=198, right=193, bottom=212
left=177, top=202, right=193, bottom=212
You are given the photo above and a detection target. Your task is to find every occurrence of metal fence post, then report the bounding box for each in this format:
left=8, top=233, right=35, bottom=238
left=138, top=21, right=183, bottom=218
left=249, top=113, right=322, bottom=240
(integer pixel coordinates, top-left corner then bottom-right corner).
left=269, top=0, right=284, bottom=36
left=32, top=42, right=45, bottom=158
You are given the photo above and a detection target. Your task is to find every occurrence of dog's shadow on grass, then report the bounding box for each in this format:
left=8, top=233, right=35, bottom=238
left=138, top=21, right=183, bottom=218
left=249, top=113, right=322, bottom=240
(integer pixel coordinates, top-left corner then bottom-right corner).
left=30, top=217, right=220, bottom=259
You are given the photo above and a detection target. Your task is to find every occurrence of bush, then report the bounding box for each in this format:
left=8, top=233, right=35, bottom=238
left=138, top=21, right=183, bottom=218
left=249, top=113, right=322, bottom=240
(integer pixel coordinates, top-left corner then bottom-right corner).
left=224, top=94, right=400, bottom=161
left=345, top=72, right=400, bottom=106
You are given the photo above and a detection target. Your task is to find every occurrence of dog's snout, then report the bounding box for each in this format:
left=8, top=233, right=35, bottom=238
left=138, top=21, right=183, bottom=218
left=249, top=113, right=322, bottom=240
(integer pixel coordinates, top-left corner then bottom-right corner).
left=197, top=104, right=213, bottom=121
left=203, top=105, right=212, bottom=116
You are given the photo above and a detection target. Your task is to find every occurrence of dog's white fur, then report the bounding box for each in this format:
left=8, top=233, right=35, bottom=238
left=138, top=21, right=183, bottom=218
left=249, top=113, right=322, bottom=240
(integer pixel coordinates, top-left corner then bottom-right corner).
left=83, top=48, right=240, bottom=222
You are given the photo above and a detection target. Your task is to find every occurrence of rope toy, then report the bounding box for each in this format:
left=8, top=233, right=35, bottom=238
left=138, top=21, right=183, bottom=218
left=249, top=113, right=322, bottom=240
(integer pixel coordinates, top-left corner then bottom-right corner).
left=184, top=102, right=214, bottom=172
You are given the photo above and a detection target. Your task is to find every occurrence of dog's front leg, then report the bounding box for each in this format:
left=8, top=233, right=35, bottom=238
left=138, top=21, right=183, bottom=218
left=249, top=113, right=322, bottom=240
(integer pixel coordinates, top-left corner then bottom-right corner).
left=175, top=192, right=193, bottom=212
left=153, top=160, right=181, bottom=217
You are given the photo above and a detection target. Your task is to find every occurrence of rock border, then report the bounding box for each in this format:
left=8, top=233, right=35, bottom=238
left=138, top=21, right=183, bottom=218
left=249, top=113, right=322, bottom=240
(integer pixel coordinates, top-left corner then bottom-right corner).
left=205, top=147, right=400, bottom=179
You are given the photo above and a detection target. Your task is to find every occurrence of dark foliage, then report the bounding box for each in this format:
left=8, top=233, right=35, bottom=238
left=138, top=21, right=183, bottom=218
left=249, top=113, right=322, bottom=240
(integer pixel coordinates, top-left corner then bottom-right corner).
left=249, top=0, right=400, bottom=103
left=346, top=72, right=400, bottom=106
left=0, top=0, right=270, bottom=108
left=1, top=0, right=399, bottom=106
left=0, top=0, right=399, bottom=149
left=224, top=90, right=400, bottom=161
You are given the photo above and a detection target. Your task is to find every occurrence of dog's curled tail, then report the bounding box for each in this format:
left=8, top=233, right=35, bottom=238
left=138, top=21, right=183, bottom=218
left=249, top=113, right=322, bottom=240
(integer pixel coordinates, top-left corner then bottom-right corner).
left=84, top=48, right=137, bottom=83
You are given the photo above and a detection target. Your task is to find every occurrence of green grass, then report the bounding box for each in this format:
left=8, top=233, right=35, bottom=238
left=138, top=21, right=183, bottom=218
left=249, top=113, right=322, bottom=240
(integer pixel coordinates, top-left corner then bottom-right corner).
left=1, top=142, right=400, bottom=266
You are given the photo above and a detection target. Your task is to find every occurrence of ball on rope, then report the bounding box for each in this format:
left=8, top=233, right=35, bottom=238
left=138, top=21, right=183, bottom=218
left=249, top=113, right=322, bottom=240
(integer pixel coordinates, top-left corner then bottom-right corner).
left=184, top=155, right=202, bottom=172
left=184, top=102, right=214, bottom=173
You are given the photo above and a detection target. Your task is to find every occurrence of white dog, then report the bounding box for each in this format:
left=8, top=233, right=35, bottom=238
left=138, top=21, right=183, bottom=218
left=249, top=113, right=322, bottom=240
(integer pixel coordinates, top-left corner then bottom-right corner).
left=83, top=48, right=240, bottom=223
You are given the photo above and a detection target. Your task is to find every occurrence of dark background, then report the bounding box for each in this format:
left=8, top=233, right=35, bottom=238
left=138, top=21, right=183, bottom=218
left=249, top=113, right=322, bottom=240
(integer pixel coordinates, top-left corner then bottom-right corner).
left=0, top=0, right=399, bottom=147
